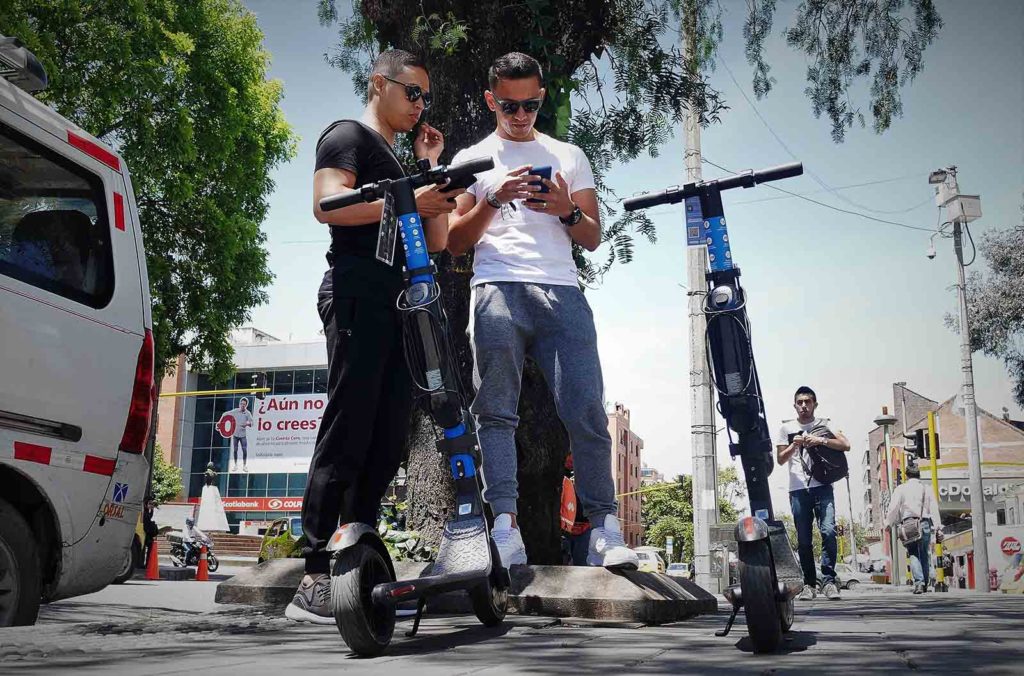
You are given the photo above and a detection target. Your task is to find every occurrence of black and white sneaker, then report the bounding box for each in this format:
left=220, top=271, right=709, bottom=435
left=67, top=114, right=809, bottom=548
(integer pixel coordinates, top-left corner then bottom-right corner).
left=285, top=574, right=334, bottom=625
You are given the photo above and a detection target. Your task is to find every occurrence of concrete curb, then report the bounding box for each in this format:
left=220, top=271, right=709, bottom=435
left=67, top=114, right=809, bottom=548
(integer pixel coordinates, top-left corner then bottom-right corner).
left=215, top=558, right=717, bottom=623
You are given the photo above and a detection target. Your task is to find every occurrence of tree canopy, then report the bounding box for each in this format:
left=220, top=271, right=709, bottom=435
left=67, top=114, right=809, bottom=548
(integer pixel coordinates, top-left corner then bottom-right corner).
left=2, top=0, right=297, bottom=378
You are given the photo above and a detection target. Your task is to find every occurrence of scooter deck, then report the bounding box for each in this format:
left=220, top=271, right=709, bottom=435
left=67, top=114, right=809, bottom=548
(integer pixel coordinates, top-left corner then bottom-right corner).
left=372, top=515, right=492, bottom=605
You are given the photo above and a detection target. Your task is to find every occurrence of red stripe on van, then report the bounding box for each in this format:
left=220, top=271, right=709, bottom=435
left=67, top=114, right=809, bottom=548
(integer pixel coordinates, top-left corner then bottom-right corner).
left=83, top=455, right=116, bottom=476
left=13, top=441, right=52, bottom=465
left=67, top=131, right=121, bottom=172
left=113, top=192, right=125, bottom=230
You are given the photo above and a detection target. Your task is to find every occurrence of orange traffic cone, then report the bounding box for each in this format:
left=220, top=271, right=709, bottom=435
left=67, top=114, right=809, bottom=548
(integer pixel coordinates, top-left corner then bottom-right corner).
left=145, top=541, right=159, bottom=580
left=196, top=544, right=209, bottom=581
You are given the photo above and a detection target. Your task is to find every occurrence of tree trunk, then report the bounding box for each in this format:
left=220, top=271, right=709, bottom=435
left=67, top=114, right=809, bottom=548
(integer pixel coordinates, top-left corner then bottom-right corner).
left=363, top=0, right=615, bottom=563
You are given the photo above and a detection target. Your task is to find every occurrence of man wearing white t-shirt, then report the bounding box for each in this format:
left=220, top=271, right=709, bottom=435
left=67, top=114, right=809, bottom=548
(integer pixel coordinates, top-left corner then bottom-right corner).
left=775, top=386, right=851, bottom=601
left=448, top=52, right=636, bottom=571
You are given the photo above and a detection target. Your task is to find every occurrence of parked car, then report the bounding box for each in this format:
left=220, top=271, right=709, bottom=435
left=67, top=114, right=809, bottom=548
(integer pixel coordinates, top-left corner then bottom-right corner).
left=634, top=547, right=666, bottom=574
left=257, top=516, right=304, bottom=563
left=835, top=563, right=873, bottom=590
left=666, top=561, right=694, bottom=580
left=0, top=36, right=154, bottom=626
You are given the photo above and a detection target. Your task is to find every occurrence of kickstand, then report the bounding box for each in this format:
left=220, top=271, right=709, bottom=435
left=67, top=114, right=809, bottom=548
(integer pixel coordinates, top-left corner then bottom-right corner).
left=715, top=604, right=740, bottom=638
left=405, top=598, right=427, bottom=638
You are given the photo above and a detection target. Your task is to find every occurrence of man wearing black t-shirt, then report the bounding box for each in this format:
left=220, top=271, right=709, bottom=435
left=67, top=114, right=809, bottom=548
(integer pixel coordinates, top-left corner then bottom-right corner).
left=286, top=49, right=464, bottom=624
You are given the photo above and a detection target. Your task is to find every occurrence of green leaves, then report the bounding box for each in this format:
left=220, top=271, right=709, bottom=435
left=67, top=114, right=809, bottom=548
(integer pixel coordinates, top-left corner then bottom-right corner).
left=3, top=0, right=297, bottom=378
left=957, top=203, right=1024, bottom=408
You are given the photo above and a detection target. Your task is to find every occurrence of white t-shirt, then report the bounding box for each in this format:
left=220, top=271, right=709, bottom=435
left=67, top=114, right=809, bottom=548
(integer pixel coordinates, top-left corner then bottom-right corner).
left=229, top=408, right=254, bottom=438
left=775, top=417, right=835, bottom=492
left=451, top=132, right=596, bottom=288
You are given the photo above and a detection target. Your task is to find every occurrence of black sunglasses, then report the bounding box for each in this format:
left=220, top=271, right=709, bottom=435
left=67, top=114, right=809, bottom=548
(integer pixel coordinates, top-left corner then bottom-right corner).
left=494, top=97, right=542, bottom=115
left=382, top=75, right=433, bottom=109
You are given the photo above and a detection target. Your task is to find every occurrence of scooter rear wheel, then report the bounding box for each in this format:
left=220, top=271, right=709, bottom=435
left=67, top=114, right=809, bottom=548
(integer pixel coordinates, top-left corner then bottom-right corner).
left=738, top=540, right=783, bottom=653
left=331, top=543, right=396, bottom=656
left=470, top=538, right=508, bottom=627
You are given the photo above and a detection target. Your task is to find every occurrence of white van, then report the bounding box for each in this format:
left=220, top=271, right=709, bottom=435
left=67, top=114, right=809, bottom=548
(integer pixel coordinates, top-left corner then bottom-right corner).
left=0, top=35, right=153, bottom=626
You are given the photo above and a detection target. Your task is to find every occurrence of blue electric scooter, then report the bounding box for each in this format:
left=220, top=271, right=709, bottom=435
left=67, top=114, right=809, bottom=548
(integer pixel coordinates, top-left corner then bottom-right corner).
left=624, top=162, right=806, bottom=653
left=318, top=156, right=508, bottom=656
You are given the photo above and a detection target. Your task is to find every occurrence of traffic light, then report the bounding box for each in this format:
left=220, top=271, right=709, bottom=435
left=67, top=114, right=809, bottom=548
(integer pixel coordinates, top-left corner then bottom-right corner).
left=911, top=428, right=940, bottom=460
left=251, top=372, right=267, bottom=400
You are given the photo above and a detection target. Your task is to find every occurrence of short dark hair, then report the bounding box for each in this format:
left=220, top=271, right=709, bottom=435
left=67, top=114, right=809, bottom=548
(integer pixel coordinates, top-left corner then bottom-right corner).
left=905, top=463, right=920, bottom=479
left=369, top=49, right=427, bottom=99
left=488, top=52, right=543, bottom=89
left=794, top=386, right=817, bottom=402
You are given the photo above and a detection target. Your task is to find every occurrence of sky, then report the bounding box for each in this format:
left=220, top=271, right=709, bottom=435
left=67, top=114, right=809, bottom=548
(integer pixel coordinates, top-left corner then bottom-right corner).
left=240, top=0, right=1023, bottom=522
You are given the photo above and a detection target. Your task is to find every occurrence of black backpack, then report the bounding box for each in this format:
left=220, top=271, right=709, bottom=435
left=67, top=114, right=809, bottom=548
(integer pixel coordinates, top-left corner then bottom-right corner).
left=790, top=420, right=848, bottom=485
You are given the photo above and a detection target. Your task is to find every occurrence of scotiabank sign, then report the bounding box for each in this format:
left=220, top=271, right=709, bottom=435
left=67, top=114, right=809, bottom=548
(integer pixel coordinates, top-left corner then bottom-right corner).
left=188, top=497, right=303, bottom=512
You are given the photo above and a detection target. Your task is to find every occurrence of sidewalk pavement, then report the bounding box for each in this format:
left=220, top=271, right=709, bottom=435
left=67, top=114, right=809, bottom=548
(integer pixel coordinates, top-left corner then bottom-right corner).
left=2, top=580, right=1022, bottom=674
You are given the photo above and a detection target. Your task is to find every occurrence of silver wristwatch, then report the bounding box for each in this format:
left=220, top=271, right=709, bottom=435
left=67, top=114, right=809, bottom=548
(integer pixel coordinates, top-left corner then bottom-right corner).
left=485, top=191, right=502, bottom=209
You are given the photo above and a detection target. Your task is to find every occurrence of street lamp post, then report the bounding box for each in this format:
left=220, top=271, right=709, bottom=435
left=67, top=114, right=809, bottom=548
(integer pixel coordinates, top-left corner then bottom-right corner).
left=874, top=408, right=900, bottom=588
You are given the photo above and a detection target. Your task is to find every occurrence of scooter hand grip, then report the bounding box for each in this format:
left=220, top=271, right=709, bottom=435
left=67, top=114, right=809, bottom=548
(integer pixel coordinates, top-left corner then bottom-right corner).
left=623, top=190, right=670, bottom=211
left=754, top=162, right=803, bottom=185
left=449, top=157, right=495, bottom=177
left=318, top=189, right=364, bottom=212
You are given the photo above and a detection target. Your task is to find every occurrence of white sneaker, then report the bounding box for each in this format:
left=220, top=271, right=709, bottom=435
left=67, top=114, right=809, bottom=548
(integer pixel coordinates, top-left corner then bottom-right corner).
left=243, top=464, right=248, bottom=473
left=491, top=513, right=527, bottom=568
left=230, top=463, right=237, bottom=473
left=587, top=514, right=639, bottom=569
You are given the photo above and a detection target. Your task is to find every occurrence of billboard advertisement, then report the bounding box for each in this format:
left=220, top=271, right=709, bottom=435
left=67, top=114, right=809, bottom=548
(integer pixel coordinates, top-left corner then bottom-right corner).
left=216, top=394, right=326, bottom=474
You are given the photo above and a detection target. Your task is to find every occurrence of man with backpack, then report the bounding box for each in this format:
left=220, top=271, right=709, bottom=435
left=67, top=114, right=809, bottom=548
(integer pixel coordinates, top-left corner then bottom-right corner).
left=776, top=386, right=851, bottom=600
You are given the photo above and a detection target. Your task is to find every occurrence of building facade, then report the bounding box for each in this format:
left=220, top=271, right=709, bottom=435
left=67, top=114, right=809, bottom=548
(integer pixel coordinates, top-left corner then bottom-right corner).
left=607, top=402, right=644, bottom=547
left=640, top=463, right=665, bottom=486
left=864, top=382, right=1024, bottom=587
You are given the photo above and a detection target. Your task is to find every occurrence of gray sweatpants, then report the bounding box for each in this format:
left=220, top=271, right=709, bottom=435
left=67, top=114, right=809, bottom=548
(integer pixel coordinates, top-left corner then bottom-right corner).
left=469, top=281, right=617, bottom=522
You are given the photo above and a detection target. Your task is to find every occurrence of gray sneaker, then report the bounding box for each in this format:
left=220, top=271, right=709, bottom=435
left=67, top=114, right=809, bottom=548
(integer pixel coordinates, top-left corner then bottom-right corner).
left=822, top=582, right=841, bottom=600
left=798, top=585, right=816, bottom=601
left=285, top=573, right=334, bottom=625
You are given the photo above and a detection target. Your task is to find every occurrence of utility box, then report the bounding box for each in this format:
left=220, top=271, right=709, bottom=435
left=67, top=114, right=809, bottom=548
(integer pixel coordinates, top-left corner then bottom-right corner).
left=947, top=194, right=982, bottom=223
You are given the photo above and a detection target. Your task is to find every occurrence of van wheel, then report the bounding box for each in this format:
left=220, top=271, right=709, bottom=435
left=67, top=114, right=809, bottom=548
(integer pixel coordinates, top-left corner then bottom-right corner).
left=0, top=497, right=41, bottom=627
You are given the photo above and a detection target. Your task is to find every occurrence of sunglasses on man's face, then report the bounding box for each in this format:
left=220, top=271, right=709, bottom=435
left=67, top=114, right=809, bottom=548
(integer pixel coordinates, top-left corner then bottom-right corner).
left=382, top=75, right=433, bottom=109
left=494, top=97, right=542, bottom=115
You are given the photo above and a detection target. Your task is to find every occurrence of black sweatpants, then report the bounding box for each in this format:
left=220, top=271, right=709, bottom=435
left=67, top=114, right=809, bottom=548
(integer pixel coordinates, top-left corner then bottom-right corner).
left=301, top=265, right=413, bottom=574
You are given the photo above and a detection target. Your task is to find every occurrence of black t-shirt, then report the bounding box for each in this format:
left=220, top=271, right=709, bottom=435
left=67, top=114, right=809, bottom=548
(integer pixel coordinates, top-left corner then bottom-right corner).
left=315, top=120, right=406, bottom=297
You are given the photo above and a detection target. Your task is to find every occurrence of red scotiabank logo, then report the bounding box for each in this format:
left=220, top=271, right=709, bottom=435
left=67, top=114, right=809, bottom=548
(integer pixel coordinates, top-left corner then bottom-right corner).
left=216, top=497, right=303, bottom=512
left=1001, top=537, right=1021, bottom=556
left=216, top=413, right=236, bottom=439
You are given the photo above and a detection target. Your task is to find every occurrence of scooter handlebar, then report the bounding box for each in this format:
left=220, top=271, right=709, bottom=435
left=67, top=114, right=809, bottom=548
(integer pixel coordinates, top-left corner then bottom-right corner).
left=318, top=185, right=377, bottom=213
left=623, top=187, right=682, bottom=212
left=753, top=161, right=803, bottom=185
left=445, top=156, right=494, bottom=179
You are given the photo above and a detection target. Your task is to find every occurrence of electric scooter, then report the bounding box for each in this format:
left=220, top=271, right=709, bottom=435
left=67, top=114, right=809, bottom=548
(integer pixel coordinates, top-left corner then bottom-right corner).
left=624, top=162, right=806, bottom=653
left=317, top=156, right=509, bottom=656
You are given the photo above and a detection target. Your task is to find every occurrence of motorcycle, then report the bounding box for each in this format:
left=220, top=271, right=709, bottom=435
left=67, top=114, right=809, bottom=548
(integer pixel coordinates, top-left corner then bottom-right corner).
left=167, top=532, right=220, bottom=572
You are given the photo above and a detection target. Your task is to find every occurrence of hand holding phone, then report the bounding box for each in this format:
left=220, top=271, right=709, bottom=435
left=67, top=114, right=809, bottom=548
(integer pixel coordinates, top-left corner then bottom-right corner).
left=526, top=165, right=552, bottom=203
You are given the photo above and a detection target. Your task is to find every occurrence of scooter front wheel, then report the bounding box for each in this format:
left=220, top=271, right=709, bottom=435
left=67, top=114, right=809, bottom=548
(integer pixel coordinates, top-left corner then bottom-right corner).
left=470, top=538, right=509, bottom=627
left=778, top=596, right=794, bottom=633
left=738, top=540, right=783, bottom=653
left=331, top=543, right=396, bottom=656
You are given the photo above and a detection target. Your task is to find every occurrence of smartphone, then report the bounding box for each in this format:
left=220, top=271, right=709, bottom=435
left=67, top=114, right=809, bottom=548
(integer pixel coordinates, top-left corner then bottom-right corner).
left=526, top=165, right=552, bottom=203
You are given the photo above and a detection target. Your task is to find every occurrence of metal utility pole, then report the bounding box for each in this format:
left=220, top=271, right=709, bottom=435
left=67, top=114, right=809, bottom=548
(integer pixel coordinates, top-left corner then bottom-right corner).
left=929, top=166, right=987, bottom=592
left=682, top=3, right=718, bottom=593
left=927, top=411, right=948, bottom=592
left=844, top=475, right=858, bottom=568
